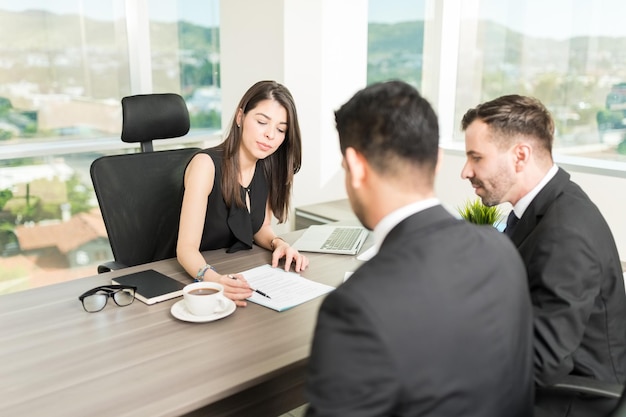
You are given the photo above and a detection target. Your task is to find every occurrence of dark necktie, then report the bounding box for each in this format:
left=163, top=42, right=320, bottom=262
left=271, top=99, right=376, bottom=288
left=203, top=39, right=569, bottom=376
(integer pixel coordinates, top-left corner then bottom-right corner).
left=504, top=211, right=519, bottom=237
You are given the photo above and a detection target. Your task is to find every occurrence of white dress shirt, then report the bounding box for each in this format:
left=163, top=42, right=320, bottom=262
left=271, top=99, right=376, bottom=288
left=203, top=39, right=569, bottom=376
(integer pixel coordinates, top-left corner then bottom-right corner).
left=511, top=164, right=558, bottom=219
left=358, top=198, right=440, bottom=261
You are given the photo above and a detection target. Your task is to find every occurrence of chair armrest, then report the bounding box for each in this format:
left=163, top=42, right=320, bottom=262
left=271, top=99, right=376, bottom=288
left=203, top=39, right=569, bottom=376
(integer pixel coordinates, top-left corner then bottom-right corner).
left=97, top=261, right=128, bottom=274
left=545, top=375, right=623, bottom=399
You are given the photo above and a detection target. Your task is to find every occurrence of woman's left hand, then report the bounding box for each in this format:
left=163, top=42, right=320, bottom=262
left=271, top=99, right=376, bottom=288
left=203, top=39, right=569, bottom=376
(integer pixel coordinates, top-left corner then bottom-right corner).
left=271, top=241, right=309, bottom=272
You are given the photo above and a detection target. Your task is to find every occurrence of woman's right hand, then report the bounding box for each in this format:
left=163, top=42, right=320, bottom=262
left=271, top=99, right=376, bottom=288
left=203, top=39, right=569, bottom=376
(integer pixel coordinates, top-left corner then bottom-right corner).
left=219, top=273, right=253, bottom=307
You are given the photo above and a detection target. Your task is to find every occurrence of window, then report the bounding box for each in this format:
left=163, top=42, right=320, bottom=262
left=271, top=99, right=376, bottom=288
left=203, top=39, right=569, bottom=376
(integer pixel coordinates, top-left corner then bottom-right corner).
left=0, top=0, right=220, bottom=295
left=368, top=0, right=626, bottom=165
left=367, top=0, right=426, bottom=88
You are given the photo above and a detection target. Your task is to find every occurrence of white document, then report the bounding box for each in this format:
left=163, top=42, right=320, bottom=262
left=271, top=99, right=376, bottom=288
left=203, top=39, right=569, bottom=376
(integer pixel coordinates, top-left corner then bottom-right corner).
left=239, top=264, right=335, bottom=311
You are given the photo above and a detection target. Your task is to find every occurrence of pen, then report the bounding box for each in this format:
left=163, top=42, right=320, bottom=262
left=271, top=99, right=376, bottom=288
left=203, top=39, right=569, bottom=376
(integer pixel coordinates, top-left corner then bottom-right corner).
left=228, top=274, right=272, bottom=299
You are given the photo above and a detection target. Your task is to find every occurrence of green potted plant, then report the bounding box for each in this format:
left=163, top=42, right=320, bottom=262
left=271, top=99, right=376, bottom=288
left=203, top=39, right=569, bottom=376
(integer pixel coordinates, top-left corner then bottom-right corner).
left=457, top=198, right=503, bottom=227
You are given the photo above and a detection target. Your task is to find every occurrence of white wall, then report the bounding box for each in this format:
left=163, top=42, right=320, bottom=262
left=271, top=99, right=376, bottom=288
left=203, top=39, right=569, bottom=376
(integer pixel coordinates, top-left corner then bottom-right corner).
left=220, top=0, right=368, bottom=232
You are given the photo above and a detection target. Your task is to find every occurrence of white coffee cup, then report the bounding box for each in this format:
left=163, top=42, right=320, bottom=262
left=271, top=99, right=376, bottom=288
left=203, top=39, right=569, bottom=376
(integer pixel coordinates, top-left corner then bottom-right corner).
left=183, top=282, right=229, bottom=316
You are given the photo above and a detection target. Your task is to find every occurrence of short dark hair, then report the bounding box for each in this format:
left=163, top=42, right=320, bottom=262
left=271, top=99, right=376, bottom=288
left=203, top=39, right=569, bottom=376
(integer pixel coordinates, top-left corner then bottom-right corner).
left=335, top=80, right=439, bottom=178
left=461, top=94, right=554, bottom=153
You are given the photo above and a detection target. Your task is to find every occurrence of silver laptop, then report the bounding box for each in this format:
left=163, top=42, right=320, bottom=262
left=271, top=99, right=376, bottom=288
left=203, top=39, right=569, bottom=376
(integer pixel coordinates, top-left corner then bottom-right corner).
left=292, top=225, right=369, bottom=255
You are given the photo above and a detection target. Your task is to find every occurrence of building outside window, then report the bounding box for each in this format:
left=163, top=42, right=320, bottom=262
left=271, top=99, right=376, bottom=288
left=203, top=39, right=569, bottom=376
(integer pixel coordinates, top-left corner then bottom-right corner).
left=369, top=0, right=626, bottom=164
left=0, top=0, right=220, bottom=294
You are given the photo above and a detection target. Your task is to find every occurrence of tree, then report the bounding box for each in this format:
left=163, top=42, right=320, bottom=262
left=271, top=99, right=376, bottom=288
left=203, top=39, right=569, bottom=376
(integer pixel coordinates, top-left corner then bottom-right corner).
left=0, top=189, right=12, bottom=211
left=66, top=173, right=94, bottom=215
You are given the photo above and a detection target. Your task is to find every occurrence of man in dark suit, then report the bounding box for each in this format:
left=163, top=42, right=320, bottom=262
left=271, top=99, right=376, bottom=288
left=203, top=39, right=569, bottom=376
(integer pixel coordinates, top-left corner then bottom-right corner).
left=461, top=94, right=626, bottom=417
left=304, top=81, right=534, bottom=417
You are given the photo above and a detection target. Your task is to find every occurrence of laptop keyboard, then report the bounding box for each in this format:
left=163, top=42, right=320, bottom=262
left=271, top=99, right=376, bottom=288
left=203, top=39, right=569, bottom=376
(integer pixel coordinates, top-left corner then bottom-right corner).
left=322, top=227, right=363, bottom=250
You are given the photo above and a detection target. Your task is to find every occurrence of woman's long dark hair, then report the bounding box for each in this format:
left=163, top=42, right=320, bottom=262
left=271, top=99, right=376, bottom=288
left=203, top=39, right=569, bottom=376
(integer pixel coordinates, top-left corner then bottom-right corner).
left=218, top=80, right=302, bottom=223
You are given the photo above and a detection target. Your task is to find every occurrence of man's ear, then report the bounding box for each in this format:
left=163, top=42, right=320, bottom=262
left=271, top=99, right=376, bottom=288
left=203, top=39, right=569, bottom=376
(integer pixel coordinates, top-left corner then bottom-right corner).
left=513, top=142, right=531, bottom=172
left=435, top=147, right=443, bottom=175
left=345, top=147, right=366, bottom=188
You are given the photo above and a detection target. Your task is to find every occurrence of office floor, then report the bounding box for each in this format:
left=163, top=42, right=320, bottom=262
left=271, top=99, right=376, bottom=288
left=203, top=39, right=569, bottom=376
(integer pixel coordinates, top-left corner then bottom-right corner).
left=280, top=404, right=307, bottom=417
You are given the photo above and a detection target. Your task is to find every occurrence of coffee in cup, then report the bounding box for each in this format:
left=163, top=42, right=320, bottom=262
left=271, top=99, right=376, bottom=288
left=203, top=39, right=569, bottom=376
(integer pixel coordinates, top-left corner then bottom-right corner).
left=188, top=288, right=220, bottom=296
left=183, top=282, right=229, bottom=316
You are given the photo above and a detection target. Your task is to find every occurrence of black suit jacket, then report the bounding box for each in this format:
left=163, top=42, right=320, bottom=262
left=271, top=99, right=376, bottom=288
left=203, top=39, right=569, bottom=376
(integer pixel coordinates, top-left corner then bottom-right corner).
left=305, top=205, right=534, bottom=417
left=509, top=168, right=626, bottom=417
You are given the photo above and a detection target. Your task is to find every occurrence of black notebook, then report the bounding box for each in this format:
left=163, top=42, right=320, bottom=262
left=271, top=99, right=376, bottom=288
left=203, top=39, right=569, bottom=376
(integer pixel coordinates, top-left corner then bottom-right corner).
left=111, top=269, right=186, bottom=305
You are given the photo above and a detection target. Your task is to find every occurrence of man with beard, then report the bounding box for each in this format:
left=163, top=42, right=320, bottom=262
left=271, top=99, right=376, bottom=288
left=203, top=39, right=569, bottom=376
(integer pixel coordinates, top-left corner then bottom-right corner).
left=304, top=81, right=534, bottom=417
left=461, top=94, right=626, bottom=417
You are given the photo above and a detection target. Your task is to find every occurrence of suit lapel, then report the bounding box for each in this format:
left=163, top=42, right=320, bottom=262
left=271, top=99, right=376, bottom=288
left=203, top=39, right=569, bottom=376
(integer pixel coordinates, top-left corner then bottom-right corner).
left=509, top=168, right=570, bottom=245
left=381, top=205, right=458, bottom=251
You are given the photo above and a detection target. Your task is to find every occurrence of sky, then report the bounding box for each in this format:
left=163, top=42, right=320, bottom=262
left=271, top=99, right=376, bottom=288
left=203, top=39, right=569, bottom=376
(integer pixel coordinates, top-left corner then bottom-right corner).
left=0, top=0, right=219, bottom=27
left=1, top=0, right=625, bottom=40
left=368, top=0, right=425, bottom=23
left=368, top=0, right=626, bottom=39
left=474, top=0, right=626, bottom=39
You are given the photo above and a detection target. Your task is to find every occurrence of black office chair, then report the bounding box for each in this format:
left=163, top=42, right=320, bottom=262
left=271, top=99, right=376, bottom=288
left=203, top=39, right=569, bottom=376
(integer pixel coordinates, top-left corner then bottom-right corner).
left=90, top=93, right=200, bottom=273
left=539, top=375, right=625, bottom=416
left=547, top=375, right=623, bottom=400
left=608, top=384, right=626, bottom=416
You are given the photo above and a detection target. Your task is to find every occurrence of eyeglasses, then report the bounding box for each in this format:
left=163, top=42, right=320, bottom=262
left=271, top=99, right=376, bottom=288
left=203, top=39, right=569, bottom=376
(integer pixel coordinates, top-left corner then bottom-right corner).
left=78, top=285, right=137, bottom=313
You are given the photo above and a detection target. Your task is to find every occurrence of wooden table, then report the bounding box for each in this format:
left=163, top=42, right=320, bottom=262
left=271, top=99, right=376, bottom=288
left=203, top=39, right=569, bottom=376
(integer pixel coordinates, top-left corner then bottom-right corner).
left=0, top=231, right=371, bottom=417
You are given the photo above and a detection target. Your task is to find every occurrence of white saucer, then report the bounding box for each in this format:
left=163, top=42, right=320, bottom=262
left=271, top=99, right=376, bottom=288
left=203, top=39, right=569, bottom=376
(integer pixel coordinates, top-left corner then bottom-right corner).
left=170, top=298, right=236, bottom=323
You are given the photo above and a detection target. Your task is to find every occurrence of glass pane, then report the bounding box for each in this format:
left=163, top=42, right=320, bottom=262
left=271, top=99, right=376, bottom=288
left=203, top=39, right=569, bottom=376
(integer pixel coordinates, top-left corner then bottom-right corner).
left=148, top=0, right=221, bottom=130
left=0, top=1, right=220, bottom=295
left=367, top=0, right=427, bottom=87
left=0, top=1, right=129, bottom=141
left=1, top=150, right=120, bottom=292
left=454, top=0, right=626, bottom=162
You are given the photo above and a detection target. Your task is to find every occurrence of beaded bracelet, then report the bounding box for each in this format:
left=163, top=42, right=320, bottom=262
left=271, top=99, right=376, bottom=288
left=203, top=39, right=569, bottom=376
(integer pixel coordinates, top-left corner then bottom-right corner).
left=195, top=264, right=217, bottom=282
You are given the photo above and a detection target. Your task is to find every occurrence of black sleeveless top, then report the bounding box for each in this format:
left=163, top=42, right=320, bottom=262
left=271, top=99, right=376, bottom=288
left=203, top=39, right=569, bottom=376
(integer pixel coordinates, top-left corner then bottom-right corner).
left=196, top=148, right=267, bottom=253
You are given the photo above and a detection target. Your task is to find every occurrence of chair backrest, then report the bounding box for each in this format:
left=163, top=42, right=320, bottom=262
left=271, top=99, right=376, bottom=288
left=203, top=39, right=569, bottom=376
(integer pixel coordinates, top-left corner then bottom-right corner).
left=608, top=385, right=626, bottom=417
left=542, top=375, right=626, bottom=417
left=121, top=93, right=191, bottom=152
left=90, top=93, right=199, bottom=268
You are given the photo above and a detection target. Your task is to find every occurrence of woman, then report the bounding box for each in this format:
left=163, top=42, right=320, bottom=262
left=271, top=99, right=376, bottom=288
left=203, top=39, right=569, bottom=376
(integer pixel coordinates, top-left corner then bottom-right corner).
left=177, top=80, right=309, bottom=307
